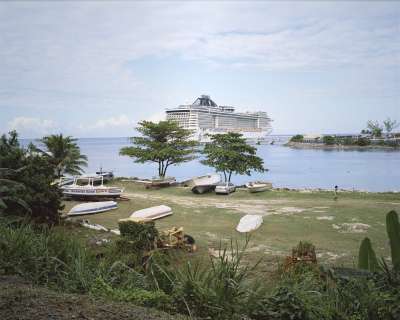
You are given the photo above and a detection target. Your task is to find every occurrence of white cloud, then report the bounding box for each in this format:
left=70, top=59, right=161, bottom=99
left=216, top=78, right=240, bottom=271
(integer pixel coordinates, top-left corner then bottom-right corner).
left=8, top=116, right=57, bottom=137
left=80, top=114, right=134, bottom=130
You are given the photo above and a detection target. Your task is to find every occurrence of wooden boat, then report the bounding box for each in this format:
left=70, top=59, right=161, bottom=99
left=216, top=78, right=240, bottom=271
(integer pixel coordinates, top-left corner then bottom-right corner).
left=62, top=175, right=123, bottom=199
left=120, top=205, right=172, bottom=222
left=215, top=182, right=236, bottom=195
left=67, top=201, right=118, bottom=216
left=191, top=174, right=221, bottom=194
left=246, top=181, right=272, bottom=193
left=236, top=215, right=263, bottom=233
left=146, top=177, right=176, bottom=189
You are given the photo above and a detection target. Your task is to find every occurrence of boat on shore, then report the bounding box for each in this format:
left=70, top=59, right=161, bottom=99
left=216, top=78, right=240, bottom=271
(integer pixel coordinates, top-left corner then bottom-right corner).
left=95, top=168, right=114, bottom=182
left=62, top=175, right=123, bottom=199
left=120, top=205, right=172, bottom=222
left=246, top=181, right=272, bottom=193
left=67, top=201, right=118, bottom=216
left=236, top=215, right=263, bottom=233
left=191, top=174, right=221, bottom=194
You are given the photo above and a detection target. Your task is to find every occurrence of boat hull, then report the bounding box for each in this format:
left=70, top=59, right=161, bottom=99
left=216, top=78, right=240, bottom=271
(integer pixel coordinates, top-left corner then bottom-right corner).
left=191, top=185, right=216, bottom=194
left=68, top=201, right=118, bottom=216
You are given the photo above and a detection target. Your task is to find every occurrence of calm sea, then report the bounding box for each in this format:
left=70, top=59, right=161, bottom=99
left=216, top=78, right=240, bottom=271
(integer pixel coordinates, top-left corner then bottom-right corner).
left=23, top=137, right=400, bottom=192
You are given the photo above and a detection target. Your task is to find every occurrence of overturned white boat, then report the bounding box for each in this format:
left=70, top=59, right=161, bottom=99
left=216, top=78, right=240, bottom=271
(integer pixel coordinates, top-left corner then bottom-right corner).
left=191, top=174, right=221, bottom=194
left=62, top=175, right=123, bottom=199
left=120, top=205, right=172, bottom=222
left=68, top=201, right=118, bottom=216
left=236, top=215, right=263, bottom=233
left=246, top=181, right=272, bottom=193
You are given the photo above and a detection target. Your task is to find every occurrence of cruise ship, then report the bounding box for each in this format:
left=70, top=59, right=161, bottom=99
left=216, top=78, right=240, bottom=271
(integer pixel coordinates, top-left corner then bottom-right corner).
left=165, top=95, right=272, bottom=142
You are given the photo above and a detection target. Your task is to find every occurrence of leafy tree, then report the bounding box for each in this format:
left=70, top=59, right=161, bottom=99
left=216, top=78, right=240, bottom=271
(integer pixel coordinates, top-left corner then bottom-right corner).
left=383, top=118, right=399, bottom=137
left=201, top=132, right=265, bottom=182
left=120, top=120, right=198, bottom=178
left=366, top=120, right=383, bottom=137
left=290, top=135, right=304, bottom=142
left=322, top=135, right=336, bottom=145
left=36, top=134, right=88, bottom=178
left=0, top=131, right=63, bottom=224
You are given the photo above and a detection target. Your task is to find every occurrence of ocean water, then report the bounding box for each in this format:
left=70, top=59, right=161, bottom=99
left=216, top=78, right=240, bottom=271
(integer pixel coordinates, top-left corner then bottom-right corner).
left=24, top=137, right=400, bottom=192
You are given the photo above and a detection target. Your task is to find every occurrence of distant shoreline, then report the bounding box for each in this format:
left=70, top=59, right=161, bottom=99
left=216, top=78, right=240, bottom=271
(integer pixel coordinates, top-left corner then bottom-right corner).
left=285, top=141, right=400, bottom=150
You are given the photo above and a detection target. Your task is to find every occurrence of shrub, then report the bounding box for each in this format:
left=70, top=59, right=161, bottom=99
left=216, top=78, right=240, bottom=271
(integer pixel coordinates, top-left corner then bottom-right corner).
left=322, top=135, right=336, bottom=145
left=290, top=135, right=304, bottom=142
left=0, top=131, right=63, bottom=224
left=117, top=220, right=158, bottom=252
left=90, top=277, right=173, bottom=310
left=356, top=137, right=371, bottom=146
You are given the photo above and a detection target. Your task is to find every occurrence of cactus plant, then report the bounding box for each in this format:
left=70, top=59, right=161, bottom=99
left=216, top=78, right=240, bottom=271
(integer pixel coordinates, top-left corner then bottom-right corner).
left=358, top=237, right=379, bottom=272
left=386, top=210, right=400, bottom=271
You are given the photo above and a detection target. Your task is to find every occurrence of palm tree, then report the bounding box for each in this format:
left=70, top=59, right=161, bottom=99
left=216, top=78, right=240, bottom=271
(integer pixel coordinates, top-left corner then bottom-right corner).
left=38, top=134, right=88, bottom=178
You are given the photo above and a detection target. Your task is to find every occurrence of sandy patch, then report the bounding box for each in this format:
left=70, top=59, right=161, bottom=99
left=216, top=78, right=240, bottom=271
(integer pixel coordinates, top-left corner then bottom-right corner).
left=317, top=251, right=347, bottom=261
left=313, top=210, right=327, bottom=213
left=332, top=223, right=370, bottom=233
left=275, top=207, right=305, bottom=215
left=317, top=216, right=334, bottom=221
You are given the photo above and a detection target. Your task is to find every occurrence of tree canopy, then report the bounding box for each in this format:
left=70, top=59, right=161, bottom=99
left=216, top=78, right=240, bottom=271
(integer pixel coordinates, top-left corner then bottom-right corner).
left=201, top=132, right=266, bottom=182
left=366, top=120, right=383, bottom=137
left=36, top=134, right=88, bottom=178
left=0, top=131, right=63, bottom=224
left=383, top=118, right=399, bottom=136
left=120, top=120, right=198, bottom=178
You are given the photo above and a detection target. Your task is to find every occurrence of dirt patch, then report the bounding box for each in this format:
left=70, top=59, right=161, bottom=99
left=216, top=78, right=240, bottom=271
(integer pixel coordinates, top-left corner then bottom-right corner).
left=274, top=207, right=305, bottom=215
left=332, top=223, right=370, bottom=233
left=317, top=216, right=334, bottom=221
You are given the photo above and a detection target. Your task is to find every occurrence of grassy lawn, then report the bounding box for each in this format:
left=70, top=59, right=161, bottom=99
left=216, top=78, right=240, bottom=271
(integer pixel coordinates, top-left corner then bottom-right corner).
left=62, top=181, right=400, bottom=270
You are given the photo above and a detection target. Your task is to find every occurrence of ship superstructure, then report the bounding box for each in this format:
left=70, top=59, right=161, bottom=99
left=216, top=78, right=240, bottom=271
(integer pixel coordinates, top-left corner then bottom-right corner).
left=165, top=95, right=272, bottom=142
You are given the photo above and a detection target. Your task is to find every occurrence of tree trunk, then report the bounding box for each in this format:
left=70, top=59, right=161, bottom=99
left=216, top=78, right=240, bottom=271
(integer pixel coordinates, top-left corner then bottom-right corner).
left=223, top=171, right=227, bottom=182
left=228, top=171, right=232, bottom=182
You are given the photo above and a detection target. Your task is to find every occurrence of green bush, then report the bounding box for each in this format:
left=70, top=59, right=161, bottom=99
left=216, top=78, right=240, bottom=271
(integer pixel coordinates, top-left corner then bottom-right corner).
left=90, top=277, right=172, bottom=310
left=322, top=135, right=336, bottom=145
left=356, top=137, right=371, bottom=146
left=117, top=220, right=158, bottom=253
left=0, top=131, right=63, bottom=224
left=290, top=135, right=304, bottom=142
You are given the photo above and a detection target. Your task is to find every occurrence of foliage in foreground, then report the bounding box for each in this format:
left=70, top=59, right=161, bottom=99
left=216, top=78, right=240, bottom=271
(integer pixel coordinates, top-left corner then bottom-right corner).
left=0, top=131, right=63, bottom=224
left=1, top=218, right=399, bottom=319
left=120, top=120, right=198, bottom=178
left=201, top=132, right=266, bottom=182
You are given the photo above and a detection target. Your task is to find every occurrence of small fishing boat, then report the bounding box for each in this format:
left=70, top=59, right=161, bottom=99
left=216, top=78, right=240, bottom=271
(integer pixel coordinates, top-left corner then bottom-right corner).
left=236, top=215, right=263, bottom=233
left=191, top=174, right=221, bottom=194
left=96, top=168, right=114, bottom=182
left=62, top=175, right=123, bottom=199
left=120, top=205, right=172, bottom=222
left=215, top=182, right=236, bottom=195
left=68, top=201, right=118, bottom=216
left=246, top=181, right=272, bottom=193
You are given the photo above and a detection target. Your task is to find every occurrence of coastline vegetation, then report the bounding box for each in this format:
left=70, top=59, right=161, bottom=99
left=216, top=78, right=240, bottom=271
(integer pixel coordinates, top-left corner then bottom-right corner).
left=288, top=119, right=400, bottom=149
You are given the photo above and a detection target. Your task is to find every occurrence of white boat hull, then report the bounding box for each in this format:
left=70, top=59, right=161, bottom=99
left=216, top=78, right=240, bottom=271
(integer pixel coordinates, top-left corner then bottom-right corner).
left=191, top=174, right=221, bottom=194
left=68, top=201, right=118, bottom=216
left=120, top=205, right=173, bottom=222
left=236, top=215, right=263, bottom=233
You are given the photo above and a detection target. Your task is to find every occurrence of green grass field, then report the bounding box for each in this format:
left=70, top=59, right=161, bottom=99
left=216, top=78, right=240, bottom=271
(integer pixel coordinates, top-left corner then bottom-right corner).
left=62, top=181, right=400, bottom=270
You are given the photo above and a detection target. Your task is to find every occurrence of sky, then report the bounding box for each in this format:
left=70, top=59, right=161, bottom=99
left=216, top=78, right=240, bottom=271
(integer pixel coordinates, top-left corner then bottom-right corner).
left=0, top=1, right=399, bottom=138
